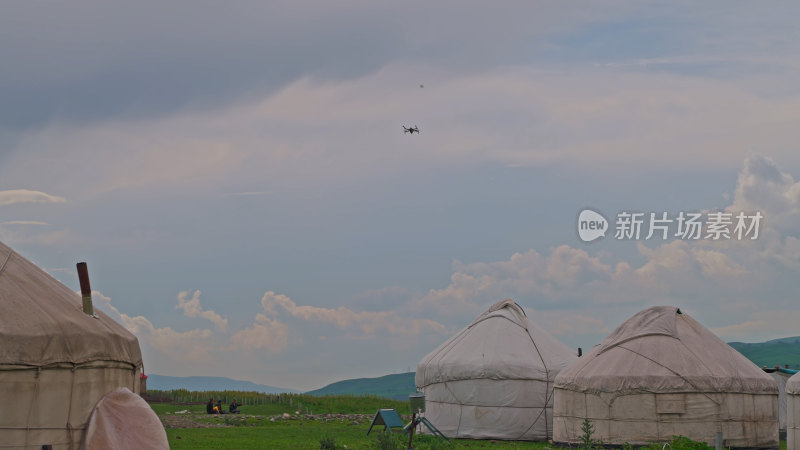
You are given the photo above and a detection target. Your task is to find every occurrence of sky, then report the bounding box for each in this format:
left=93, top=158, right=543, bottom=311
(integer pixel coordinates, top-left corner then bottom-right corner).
left=2, top=1, right=800, bottom=391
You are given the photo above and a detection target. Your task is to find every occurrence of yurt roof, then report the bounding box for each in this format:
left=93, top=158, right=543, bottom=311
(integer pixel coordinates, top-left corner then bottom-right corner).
left=416, top=299, right=576, bottom=387
left=0, top=241, right=142, bottom=368
left=554, top=306, right=776, bottom=395
left=788, top=371, right=800, bottom=395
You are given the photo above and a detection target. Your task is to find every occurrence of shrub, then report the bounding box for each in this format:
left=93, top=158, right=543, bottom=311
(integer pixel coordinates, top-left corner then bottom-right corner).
left=667, top=436, right=711, bottom=450
left=375, top=430, right=401, bottom=450
left=580, top=418, right=596, bottom=450
left=319, top=434, right=337, bottom=450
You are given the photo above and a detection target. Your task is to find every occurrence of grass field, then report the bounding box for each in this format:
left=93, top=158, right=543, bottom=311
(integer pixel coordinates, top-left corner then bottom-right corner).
left=154, top=399, right=549, bottom=449
left=151, top=393, right=785, bottom=450
left=162, top=417, right=551, bottom=449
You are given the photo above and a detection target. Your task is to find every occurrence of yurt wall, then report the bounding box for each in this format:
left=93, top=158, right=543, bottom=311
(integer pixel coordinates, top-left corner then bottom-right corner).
left=553, top=306, right=779, bottom=448
left=788, top=371, right=800, bottom=450
left=416, top=299, right=577, bottom=440
left=0, top=242, right=145, bottom=450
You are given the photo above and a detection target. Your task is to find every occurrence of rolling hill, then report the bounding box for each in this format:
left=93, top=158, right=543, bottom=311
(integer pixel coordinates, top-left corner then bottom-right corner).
left=728, top=336, right=800, bottom=369
left=305, top=372, right=416, bottom=401
left=146, top=374, right=295, bottom=393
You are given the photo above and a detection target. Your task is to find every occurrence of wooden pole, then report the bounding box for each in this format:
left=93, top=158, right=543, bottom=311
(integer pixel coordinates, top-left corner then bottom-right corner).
left=407, top=413, right=416, bottom=450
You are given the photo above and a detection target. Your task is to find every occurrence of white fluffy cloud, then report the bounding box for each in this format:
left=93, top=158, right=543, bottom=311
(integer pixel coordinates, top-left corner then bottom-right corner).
left=175, top=290, right=228, bottom=331
left=406, top=155, right=800, bottom=342
left=91, top=287, right=446, bottom=380
left=260, top=291, right=446, bottom=336
left=0, top=189, right=65, bottom=206
left=91, top=290, right=217, bottom=367
left=229, top=312, right=288, bottom=353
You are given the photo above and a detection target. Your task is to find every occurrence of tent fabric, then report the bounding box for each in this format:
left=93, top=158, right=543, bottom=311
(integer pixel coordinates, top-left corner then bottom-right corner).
left=0, top=241, right=142, bottom=367
left=770, top=371, right=790, bottom=431
left=553, top=306, right=779, bottom=447
left=788, top=371, right=800, bottom=450
left=82, top=388, right=168, bottom=450
left=0, top=241, right=149, bottom=449
left=789, top=372, right=800, bottom=395
left=416, top=299, right=577, bottom=440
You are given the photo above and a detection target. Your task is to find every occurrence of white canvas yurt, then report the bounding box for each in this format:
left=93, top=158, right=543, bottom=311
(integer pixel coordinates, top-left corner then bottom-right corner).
left=767, top=369, right=791, bottom=436
left=553, top=306, right=779, bottom=447
left=416, top=299, right=577, bottom=440
left=788, top=370, right=800, bottom=450
left=0, top=241, right=153, bottom=449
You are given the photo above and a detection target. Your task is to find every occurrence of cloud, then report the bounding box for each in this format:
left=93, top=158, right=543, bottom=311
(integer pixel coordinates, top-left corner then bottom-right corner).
left=0, top=189, right=65, bottom=206
left=0, top=0, right=633, bottom=135
left=712, top=310, right=800, bottom=343
left=692, top=249, right=747, bottom=278
left=413, top=245, right=634, bottom=321
left=175, top=290, right=228, bottom=331
left=403, top=155, right=800, bottom=348
left=76, top=155, right=800, bottom=386
left=0, top=219, right=67, bottom=247
left=6, top=59, right=800, bottom=203
left=0, top=221, right=49, bottom=226
left=0, top=227, right=71, bottom=247
left=229, top=313, right=288, bottom=353
left=90, top=287, right=445, bottom=383
left=260, top=291, right=446, bottom=336
left=227, top=191, right=273, bottom=197
left=91, top=290, right=217, bottom=363
left=352, top=286, right=412, bottom=311
left=727, top=154, right=800, bottom=231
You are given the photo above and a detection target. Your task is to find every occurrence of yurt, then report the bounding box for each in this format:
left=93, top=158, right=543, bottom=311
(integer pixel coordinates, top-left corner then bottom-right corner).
left=0, top=241, right=156, bottom=449
left=553, top=306, right=779, bottom=447
left=788, top=370, right=800, bottom=450
left=416, top=299, right=577, bottom=440
left=766, top=368, right=792, bottom=438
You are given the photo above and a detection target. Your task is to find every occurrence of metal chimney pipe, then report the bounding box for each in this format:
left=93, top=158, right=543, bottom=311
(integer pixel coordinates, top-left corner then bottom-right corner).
left=76, top=262, right=94, bottom=316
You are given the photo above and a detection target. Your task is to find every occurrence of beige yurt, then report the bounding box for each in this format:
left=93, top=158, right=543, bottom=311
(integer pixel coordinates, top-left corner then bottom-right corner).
left=553, top=306, right=779, bottom=447
left=416, top=299, right=577, bottom=440
left=0, top=241, right=161, bottom=449
left=788, top=370, right=800, bottom=450
left=767, top=368, right=791, bottom=437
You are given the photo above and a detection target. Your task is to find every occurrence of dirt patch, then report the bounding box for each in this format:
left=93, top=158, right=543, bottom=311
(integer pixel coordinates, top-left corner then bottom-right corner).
left=160, top=413, right=228, bottom=429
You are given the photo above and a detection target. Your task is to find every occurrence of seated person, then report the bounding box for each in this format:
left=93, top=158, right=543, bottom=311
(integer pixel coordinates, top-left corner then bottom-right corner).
left=229, top=399, right=241, bottom=414
left=215, top=400, right=225, bottom=414
left=206, top=398, right=215, bottom=414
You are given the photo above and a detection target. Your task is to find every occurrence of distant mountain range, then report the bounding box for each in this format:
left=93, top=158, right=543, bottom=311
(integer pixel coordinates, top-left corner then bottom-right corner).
left=146, top=372, right=417, bottom=400
left=305, top=372, right=416, bottom=401
left=147, top=337, right=800, bottom=398
left=146, top=374, right=295, bottom=393
left=728, top=336, right=800, bottom=369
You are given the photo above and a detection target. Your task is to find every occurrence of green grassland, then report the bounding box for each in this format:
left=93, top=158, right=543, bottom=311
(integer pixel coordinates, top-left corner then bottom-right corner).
left=728, top=336, right=800, bottom=369
left=150, top=393, right=745, bottom=450
left=305, top=372, right=417, bottom=401
left=162, top=419, right=551, bottom=450
left=149, top=392, right=411, bottom=415
left=152, top=394, right=549, bottom=449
